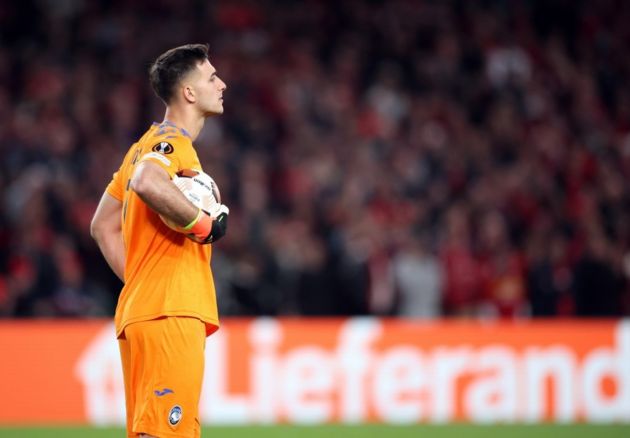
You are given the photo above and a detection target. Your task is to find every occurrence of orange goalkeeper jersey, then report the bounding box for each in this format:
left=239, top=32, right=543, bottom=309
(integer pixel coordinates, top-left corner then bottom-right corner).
left=106, top=121, right=219, bottom=339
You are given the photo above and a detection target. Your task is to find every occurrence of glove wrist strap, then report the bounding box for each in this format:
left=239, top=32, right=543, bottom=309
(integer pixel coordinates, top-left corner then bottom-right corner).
left=189, top=211, right=213, bottom=240
left=183, top=208, right=203, bottom=231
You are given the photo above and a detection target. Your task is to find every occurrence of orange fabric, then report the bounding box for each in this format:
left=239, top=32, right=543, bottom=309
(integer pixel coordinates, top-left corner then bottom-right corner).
left=106, top=122, right=219, bottom=338
left=119, top=317, right=206, bottom=437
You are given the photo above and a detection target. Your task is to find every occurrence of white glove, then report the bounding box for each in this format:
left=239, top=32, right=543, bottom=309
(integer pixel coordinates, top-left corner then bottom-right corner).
left=208, top=203, right=229, bottom=219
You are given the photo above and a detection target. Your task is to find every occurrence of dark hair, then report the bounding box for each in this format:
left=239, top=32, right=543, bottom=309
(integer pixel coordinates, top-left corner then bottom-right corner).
left=149, top=43, right=209, bottom=104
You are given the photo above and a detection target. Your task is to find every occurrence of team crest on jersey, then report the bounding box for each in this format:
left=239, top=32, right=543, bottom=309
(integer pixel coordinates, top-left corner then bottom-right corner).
left=168, top=405, right=182, bottom=426
left=152, top=142, right=174, bottom=154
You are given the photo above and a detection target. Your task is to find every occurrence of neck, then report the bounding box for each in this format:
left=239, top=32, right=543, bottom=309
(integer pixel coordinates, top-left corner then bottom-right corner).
left=163, top=105, right=205, bottom=141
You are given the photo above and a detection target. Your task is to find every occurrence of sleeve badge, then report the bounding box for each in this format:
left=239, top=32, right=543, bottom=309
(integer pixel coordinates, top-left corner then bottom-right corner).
left=152, top=142, right=174, bottom=154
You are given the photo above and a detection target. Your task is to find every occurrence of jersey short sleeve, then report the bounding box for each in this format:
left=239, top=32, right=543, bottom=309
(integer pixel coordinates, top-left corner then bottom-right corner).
left=105, top=141, right=141, bottom=201
left=138, top=136, right=197, bottom=178
left=106, top=170, right=124, bottom=201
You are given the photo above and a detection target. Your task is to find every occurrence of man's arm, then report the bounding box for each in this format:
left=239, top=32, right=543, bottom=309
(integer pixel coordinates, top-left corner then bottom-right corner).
left=130, top=160, right=199, bottom=227
left=90, top=192, right=125, bottom=282
left=131, top=160, right=228, bottom=243
left=130, top=161, right=230, bottom=244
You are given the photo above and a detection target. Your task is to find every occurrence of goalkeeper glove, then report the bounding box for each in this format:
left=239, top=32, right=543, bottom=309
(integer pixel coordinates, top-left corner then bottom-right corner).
left=204, top=204, right=229, bottom=244
left=186, top=204, right=229, bottom=244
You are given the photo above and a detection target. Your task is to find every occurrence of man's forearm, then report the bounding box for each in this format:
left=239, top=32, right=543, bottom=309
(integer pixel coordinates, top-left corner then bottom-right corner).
left=131, top=161, right=199, bottom=227
left=134, top=179, right=198, bottom=227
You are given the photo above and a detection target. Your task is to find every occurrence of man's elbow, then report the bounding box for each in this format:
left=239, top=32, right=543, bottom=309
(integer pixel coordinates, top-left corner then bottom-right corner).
left=130, top=174, right=148, bottom=197
left=90, top=192, right=123, bottom=246
left=90, top=214, right=115, bottom=243
left=90, top=218, right=103, bottom=242
left=130, top=165, right=156, bottom=199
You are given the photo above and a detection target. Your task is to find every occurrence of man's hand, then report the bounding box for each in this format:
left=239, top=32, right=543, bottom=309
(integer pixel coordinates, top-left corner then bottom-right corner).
left=186, top=204, right=229, bottom=244
left=204, top=204, right=229, bottom=244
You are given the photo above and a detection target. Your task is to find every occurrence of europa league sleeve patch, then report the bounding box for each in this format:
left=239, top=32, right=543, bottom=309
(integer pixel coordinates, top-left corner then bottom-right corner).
left=152, top=142, right=174, bottom=154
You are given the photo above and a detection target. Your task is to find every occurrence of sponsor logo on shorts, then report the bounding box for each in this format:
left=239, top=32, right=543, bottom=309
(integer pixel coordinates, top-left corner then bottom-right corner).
left=154, top=388, right=174, bottom=397
left=168, top=405, right=183, bottom=426
left=152, top=142, right=174, bottom=154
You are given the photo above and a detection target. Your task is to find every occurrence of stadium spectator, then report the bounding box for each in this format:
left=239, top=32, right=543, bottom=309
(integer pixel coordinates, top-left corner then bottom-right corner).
left=1, top=0, right=629, bottom=318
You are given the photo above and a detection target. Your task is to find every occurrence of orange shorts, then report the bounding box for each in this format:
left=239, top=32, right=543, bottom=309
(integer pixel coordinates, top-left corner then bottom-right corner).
left=119, top=316, right=206, bottom=438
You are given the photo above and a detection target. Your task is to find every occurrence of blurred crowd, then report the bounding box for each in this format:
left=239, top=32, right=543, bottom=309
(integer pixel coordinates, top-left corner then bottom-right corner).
left=1, top=0, right=630, bottom=319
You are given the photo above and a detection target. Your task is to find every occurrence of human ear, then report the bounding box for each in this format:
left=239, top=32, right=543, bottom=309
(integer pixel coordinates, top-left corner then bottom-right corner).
left=183, top=85, right=196, bottom=103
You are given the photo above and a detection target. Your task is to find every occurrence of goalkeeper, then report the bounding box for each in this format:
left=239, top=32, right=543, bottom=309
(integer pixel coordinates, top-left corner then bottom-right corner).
left=90, top=44, right=228, bottom=438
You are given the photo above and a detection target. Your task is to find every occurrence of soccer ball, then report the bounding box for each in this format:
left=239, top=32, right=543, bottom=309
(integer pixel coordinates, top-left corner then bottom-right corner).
left=160, top=169, right=221, bottom=232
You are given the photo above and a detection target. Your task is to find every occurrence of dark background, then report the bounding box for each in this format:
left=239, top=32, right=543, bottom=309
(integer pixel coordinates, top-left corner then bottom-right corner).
left=1, top=0, right=629, bottom=319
